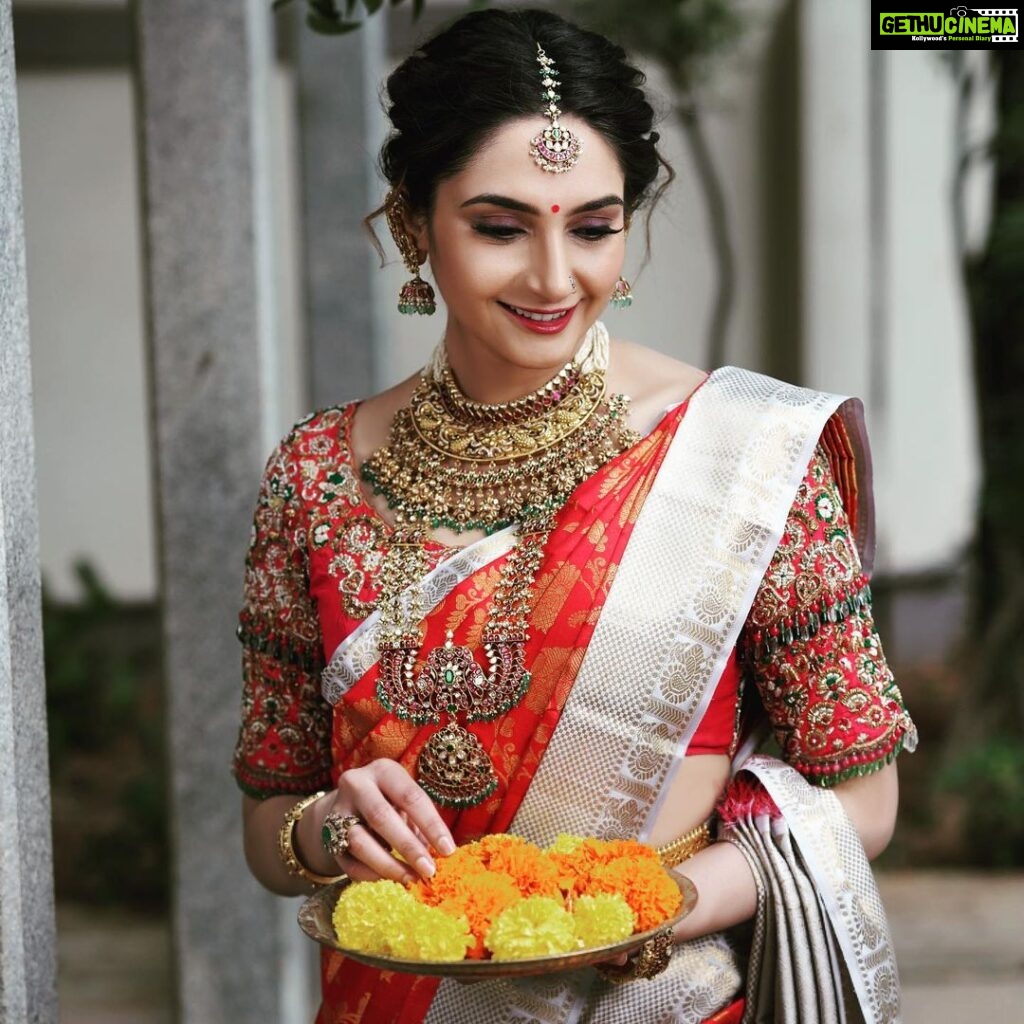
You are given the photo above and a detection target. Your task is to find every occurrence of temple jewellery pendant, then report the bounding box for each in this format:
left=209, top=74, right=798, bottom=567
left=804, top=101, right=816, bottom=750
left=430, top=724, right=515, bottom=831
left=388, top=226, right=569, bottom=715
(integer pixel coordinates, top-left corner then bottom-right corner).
left=377, top=629, right=532, bottom=808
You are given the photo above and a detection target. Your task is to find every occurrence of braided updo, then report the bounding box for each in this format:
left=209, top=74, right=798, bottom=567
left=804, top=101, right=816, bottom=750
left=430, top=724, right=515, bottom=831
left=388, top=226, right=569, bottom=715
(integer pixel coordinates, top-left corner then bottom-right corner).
left=374, top=8, right=671, bottom=223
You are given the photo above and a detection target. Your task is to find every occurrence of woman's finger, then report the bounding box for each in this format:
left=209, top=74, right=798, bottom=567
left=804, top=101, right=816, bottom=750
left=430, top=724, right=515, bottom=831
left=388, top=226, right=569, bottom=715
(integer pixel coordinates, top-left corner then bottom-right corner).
left=373, top=761, right=456, bottom=857
left=337, top=829, right=418, bottom=884
left=341, top=770, right=439, bottom=878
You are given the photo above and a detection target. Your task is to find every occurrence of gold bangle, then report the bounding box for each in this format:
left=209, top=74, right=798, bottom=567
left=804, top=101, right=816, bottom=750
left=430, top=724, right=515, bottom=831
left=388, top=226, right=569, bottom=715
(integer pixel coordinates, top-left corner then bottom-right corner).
left=654, top=819, right=712, bottom=868
left=595, top=926, right=674, bottom=984
left=278, top=792, right=346, bottom=886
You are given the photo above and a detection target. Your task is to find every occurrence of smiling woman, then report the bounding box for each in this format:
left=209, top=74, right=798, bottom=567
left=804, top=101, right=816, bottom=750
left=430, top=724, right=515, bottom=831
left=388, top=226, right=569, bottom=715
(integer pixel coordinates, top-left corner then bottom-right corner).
left=233, top=8, right=915, bottom=1024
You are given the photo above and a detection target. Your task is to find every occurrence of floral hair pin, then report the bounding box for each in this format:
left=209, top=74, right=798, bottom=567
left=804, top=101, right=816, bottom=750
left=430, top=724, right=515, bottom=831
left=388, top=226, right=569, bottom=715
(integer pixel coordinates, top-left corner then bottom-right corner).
left=529, top=44, right=581, bottom=174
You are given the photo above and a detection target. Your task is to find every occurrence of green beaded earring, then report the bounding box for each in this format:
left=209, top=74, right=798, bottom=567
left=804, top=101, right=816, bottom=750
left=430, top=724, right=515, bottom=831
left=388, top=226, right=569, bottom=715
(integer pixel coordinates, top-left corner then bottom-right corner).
left=610, top=277, right=633, bottom=310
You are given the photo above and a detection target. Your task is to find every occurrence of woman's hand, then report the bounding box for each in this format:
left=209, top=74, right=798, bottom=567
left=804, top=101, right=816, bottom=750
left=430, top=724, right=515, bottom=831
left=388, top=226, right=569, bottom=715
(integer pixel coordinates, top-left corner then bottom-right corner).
left=320, top=760, right=456, bottom=884
left=241, top=760, right=456, bottom=897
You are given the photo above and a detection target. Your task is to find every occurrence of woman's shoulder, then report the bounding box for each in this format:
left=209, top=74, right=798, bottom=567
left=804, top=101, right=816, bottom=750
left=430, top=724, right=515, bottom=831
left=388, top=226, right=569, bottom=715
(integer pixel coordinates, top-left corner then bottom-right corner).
left=608, top=337, right=708, bottom=429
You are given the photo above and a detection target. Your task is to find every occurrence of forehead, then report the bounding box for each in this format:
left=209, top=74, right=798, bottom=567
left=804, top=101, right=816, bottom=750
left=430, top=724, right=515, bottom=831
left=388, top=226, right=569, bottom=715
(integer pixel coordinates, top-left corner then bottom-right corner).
left=437, top=116, right=624, bottom=206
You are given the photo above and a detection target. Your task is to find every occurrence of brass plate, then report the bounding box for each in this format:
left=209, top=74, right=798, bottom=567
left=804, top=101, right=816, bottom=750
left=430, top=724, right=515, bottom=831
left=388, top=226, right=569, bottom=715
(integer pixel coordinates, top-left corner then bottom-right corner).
left=297, top=871, right=697, bottom=979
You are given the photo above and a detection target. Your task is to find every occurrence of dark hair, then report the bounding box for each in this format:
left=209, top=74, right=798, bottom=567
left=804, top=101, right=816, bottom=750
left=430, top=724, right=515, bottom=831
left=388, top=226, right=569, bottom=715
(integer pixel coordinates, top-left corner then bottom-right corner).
left=370, top=8, right=672, bottom=236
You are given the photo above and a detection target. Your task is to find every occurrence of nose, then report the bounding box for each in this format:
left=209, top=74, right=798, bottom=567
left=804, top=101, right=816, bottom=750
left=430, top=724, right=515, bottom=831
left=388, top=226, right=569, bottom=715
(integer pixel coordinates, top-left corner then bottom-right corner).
left=526, top=233, right=573, bottom=303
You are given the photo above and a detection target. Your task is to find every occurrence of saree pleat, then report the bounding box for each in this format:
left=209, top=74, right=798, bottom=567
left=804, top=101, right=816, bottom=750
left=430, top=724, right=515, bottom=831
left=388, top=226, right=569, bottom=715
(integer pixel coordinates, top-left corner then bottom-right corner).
left=723, top=756, right=902, bottom=1024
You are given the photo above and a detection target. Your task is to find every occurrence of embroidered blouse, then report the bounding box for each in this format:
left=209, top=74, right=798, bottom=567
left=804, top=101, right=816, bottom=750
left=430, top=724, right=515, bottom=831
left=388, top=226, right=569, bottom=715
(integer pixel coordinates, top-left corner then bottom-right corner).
left=231, top=402, right=914, bottom=799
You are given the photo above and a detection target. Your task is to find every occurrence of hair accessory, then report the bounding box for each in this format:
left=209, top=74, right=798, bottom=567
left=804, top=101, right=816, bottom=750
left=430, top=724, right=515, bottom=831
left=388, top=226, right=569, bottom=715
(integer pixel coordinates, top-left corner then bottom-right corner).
left=610, top=276, right=633, bottom=310
left=321, top=812, right=363, bottom=860
left=278, top=792, right=346, bottom=886
left=384, top=189, right=436, bottom=315
left=529, top=45, right=581, bottom=174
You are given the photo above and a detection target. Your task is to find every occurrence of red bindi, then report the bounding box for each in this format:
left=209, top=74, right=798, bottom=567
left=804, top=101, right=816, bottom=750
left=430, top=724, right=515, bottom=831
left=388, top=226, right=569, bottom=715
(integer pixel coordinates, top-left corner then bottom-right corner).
left=551, top=204, right=560, bottom=213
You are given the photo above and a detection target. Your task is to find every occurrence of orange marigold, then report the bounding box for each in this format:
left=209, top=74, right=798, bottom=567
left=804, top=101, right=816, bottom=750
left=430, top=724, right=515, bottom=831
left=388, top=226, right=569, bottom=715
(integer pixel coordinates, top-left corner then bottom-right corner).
left=585, top=857, right=682, bottom=933
left=479, top=836, right=561, bottom=899
left=439, top=872, right=523, bottom=959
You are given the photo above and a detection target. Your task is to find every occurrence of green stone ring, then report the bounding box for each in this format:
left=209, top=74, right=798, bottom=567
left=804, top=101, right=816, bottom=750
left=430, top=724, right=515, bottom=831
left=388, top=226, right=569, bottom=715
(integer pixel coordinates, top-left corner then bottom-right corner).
left=321, top=812, right=362, bottom=860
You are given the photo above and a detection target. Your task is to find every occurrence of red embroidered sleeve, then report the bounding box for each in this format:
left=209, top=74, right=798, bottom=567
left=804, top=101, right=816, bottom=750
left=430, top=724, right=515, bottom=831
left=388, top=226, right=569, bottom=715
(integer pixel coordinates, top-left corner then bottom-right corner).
left=231, top=426, right=333, bottom=799
left=743, top=445, right=916, bottom=787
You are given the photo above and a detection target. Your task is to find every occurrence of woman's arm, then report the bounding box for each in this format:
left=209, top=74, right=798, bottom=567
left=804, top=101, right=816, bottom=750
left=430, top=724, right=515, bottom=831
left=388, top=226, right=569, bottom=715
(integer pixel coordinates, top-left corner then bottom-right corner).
left=672, top=761, right=899, bottom=942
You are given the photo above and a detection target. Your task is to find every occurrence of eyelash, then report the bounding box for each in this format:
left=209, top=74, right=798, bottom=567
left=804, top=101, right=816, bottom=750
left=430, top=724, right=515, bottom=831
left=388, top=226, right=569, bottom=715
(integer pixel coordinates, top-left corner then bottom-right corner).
left=472, top=224, right=623, bottom=242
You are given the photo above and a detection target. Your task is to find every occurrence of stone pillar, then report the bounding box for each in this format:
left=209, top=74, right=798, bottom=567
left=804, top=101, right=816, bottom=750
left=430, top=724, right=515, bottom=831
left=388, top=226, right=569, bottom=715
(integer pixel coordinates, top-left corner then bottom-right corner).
left=135, top=1, right=287, bottom=1019
left=0, top=2, right=58, bottom=1021
left=295, top=11, right=385, bottom=407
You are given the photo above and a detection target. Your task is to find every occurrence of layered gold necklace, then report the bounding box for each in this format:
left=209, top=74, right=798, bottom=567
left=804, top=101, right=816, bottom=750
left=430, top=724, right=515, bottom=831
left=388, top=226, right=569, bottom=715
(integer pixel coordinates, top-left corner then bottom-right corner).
left=364, top=324, right=641, bottom=807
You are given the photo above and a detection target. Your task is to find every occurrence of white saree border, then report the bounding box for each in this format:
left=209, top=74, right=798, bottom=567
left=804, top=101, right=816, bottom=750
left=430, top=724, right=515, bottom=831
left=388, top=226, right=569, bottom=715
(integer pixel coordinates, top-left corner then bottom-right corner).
left=320, top=525, right=518, bottom=705
left=736, top=756, right=902, bottom=1024
left=427, top=368, right=867, bottom=1024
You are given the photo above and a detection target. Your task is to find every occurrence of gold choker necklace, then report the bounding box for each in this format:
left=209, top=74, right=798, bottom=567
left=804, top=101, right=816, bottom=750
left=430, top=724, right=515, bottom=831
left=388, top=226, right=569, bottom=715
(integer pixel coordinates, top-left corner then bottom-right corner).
left=367, top=323, right=641, bottom=807
left=361, top=324, right=638, bottom=534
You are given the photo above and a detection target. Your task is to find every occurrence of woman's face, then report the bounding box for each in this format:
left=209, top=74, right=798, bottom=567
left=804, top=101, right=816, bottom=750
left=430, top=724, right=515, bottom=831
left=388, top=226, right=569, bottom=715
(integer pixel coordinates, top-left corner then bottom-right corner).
left=414, top=115, right=627, bottom=397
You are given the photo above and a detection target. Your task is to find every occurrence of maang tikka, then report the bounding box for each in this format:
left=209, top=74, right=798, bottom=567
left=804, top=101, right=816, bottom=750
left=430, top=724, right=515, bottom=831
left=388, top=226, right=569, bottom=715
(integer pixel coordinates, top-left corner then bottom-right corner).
left=385, top=189, right=436, bottom=316
left=529, top=44, right=581, bottom=173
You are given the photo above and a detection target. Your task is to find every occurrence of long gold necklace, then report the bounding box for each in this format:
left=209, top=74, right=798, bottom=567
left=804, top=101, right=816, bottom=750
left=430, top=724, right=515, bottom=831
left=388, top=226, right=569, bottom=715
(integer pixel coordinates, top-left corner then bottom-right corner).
left=368, top=324, right=640, bottom=807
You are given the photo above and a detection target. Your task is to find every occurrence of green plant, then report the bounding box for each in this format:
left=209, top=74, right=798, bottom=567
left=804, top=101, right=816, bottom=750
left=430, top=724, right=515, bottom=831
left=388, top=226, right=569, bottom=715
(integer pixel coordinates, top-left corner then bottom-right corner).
left=941, top=737, right=1024, bottom=867
left=43, top=562, right=169, bottom=907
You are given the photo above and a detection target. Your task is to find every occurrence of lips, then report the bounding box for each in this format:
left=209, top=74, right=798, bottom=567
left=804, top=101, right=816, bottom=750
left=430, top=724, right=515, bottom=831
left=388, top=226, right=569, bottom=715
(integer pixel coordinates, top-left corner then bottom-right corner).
left=498, top=301, right=577, bottom=334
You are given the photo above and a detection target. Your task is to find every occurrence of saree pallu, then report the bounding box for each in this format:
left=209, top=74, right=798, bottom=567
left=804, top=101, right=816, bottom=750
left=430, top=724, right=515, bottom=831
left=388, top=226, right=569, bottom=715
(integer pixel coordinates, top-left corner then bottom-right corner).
left=319, top=367, right=901, bottom=1024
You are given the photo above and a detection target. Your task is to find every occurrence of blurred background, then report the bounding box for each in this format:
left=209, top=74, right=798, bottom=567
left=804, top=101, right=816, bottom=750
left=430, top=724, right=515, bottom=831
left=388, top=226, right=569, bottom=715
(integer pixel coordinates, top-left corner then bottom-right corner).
left=7, top=0, right=1023, bottom=1021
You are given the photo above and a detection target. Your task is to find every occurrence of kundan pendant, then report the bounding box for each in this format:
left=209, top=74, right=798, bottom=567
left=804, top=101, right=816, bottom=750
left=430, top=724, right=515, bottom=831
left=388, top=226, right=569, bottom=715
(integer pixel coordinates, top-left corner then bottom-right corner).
left=416, top=721, right=498, bottom=808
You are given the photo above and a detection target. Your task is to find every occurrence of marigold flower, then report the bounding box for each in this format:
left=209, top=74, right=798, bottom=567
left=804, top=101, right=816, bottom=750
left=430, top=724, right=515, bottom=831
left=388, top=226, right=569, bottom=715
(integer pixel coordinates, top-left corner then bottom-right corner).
left=485, top=896, right=577, bottom=959
left=438, top=871, right=523, bottom=959
left=332, top=880, right=473, bottom=961
left=585, top=857, right=682, bottom=933
left=571, top=893, right=636, bottom=948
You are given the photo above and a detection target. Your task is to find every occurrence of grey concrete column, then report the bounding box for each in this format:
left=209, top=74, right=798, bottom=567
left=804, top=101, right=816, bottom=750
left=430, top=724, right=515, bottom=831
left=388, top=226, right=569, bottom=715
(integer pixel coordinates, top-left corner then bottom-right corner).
left=0, top=2, right=58, bottom=1021
left=295, top=13, right=384, bottom=407
left=135, top=2, right=285, bottom=1020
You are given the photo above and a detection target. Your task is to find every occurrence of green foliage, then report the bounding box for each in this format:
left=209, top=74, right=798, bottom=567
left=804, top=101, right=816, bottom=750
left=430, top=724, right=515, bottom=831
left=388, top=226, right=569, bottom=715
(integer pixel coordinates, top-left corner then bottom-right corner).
left=941, top=738, right=1024, bottom=867
left=44, top=562, right=169, bottom=907
left=273, top=0, right=744, bottom=78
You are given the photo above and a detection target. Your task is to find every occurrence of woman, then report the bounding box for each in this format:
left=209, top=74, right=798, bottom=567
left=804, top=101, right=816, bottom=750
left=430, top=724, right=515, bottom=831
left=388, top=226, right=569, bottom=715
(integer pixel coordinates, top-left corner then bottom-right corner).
left=233, top=9, right=916, bottom=1023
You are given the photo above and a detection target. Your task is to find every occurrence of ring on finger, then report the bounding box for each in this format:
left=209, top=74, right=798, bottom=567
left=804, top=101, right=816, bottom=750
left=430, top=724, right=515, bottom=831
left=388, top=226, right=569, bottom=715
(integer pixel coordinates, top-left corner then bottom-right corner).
left=321, top=812, right=363, bottom=859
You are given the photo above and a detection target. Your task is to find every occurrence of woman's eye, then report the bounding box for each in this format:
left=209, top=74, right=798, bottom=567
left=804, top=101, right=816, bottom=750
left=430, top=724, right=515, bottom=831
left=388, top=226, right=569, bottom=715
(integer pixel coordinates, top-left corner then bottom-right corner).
left=472, top=223, right=524, bottom=240
left=573, top=225, right=623, bottom=242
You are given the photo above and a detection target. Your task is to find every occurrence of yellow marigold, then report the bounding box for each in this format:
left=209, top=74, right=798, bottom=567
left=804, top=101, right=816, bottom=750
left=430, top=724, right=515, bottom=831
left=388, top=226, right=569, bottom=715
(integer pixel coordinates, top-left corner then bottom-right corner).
left=485, top=896, right=578, bottom=960
left=571, top=893, right=636, bottom=948
left=332, top=880, right=473, bottom=962
left=586, top=857, right=682, bottom=933
left=546, top=834, right=586, bottom=855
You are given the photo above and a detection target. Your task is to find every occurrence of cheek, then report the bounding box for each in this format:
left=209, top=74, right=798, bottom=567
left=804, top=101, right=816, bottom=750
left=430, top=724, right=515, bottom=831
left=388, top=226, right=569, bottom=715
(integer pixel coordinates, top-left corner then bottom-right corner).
left=433, top=244, right=520, bottom=302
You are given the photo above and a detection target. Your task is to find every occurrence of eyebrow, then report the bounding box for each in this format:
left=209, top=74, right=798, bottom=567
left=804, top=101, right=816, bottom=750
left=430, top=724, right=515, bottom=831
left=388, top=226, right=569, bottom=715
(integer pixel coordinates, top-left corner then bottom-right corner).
left=460, top=193, right=624, bottom=215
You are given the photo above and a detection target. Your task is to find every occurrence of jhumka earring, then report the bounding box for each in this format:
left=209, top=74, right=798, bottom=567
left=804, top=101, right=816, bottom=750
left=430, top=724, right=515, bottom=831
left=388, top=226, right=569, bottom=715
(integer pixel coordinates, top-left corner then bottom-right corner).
left=610, top=276, right=633, bottom=309
left=384, top=189, right=436, bottom=316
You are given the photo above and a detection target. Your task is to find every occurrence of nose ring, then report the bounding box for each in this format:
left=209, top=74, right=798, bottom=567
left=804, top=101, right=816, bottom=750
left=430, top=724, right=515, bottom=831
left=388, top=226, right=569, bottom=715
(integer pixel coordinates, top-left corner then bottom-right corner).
left=569, top=274, right=577, bottom=292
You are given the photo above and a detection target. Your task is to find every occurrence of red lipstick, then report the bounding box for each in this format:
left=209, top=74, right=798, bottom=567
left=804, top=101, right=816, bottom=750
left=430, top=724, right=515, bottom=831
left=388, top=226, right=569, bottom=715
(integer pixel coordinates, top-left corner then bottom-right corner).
left=498, top=302, right=577, bottom=335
